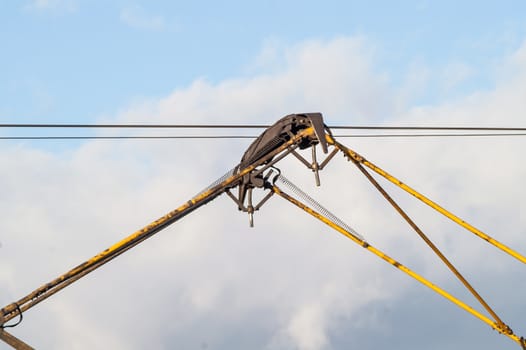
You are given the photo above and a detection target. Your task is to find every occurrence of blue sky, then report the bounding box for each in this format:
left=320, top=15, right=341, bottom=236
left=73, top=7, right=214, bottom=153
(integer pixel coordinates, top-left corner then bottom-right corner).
left=1, top=2, right=526, bottom=350
left=2, top=1, right=526, bottom=123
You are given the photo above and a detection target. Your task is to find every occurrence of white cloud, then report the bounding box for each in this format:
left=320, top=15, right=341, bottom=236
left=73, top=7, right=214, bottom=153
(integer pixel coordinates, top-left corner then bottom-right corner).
left=441, top=61, right=474, bottom=91
left=286, top=303, right=329, bottom=350
left=120, top=5, right=166, bottom=31
left=1, top=37, right=526, bottom=350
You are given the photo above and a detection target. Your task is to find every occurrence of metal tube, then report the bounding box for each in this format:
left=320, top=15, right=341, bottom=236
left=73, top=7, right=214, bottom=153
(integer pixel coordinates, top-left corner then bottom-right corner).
left=327, top=135, right=526, bottom=265
left=351, top=158, right=508, bottom=331
left=272, top=185, right=524, bottom=347
left=1, top=127, right=317, bottom=326
left=312, top=145, right=321, bottom=186
left=0, top=330, right=34, bottom=350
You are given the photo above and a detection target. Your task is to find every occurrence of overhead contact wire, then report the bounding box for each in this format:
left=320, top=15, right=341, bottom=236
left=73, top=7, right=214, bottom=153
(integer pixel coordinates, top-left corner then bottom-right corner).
left=0, top=127, right=316, bottom=326
left=2, top=123, right=526, bottom=131
left=3, top=133, right=526, bottom=140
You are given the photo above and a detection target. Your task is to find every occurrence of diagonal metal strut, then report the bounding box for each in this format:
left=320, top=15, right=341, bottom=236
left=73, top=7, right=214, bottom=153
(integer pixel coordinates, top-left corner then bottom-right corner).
left=271, top=183, right=525, bottom=348
left=327, top=135, right=526, bottom=265
left=0, top=127, right=318, bottom=332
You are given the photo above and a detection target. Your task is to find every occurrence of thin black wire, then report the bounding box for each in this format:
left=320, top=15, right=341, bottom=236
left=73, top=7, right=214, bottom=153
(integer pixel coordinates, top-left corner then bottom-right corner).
left=0, top=136, right=256, bottom=140
left=0, top=303, right=23, bottom=329
left=332, top=126, right=526, bottom=131
left=2, top=133, right=526, bottom=140
left=339, top=133, right=526, bottom=138
left=0, top=124, right=268, bottom=129
left=2, top=123, right=526, bottom=131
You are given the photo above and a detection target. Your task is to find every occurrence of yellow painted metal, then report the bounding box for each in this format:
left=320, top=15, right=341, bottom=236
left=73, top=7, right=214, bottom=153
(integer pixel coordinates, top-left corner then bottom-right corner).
left=2, top=122, right=523, bottom=348
left=0, top=330, right=34, bottom=350
left=351, top=155, right=508, bottom=330
left=272, top=185, right=524, bottom=346
left=1, top=127, right=317, bottom=327
left=326, top=134, right=526, bottom=265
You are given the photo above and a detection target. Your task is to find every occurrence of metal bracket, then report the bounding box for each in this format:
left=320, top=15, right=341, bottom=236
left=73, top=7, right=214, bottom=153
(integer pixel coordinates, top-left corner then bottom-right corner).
left=305, top=113, right=328, bottom=153
left=290, top=145, right=339, bottom=186
left=226, top=172, right=275, bottom=227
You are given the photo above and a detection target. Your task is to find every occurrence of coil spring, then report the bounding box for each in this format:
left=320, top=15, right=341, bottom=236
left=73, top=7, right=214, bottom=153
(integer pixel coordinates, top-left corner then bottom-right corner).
left=196, top=134, right=288, bottom=197
left=276, top=174, right=365, bottom=241
left=195, top=167, right=236, bottom=197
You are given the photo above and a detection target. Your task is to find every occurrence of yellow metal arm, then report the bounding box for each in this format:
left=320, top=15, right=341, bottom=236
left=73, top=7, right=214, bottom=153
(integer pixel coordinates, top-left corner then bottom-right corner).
left=350, top=152, right=508, bottom=330
left=271, top=184, right=525, bottom=347
left=326, top=134, right=526, bottom=265
left=0, top=329, right=34, bottom=350
left=2, top=115, right=523, bottom=349
left=1, top=127, right=317, bottom=331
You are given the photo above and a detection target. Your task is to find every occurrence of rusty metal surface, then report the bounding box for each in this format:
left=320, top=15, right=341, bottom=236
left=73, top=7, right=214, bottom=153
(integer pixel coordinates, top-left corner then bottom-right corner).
left=2, top=113, right=523, bottom=349
left=1, top=123, right=319, bottom=348
left=0, top=330, right=34, bottom=350
left=235, top=113, right=327, bottom=212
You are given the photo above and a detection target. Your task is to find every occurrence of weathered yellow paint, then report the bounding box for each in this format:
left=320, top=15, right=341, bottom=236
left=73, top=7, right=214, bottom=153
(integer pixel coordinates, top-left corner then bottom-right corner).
left=3, top=122, right=524, bottom=349
left=272, top=184, right=524, bottom=346
left=1, top=127, right=316, bottom=327
left=350, top=152, right=508, bottom=329
left=326, top=134, right=526, bottom=265
left=0, top=329, right=34, bottom=350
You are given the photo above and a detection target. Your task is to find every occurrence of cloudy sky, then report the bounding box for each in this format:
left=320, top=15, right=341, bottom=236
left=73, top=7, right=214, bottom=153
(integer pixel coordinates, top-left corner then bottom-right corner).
left=1, top=1, right=526, bottom=349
